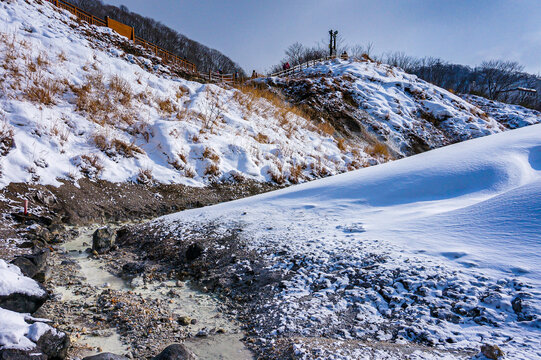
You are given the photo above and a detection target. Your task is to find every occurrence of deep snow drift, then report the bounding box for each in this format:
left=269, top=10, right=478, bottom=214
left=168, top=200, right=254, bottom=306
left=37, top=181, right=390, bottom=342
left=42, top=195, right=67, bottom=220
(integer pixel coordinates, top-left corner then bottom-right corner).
left=154, top=125, right=541, bottom=358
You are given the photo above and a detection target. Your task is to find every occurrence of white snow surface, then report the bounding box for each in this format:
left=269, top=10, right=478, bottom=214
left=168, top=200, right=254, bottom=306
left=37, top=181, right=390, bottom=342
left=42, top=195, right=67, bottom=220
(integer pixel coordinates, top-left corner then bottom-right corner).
left=0, top=0, right=372, bottom=188
left=463, top=94, right=541, bottom=129
left=0, top=260, right=54, bottom=351
left=156, top=125, right=541, bottom=358
left=0, top=259, right=46, bottom=297
left=0, top=307, right=56, bottom=351
left=266, top=58, right=507, bottom=156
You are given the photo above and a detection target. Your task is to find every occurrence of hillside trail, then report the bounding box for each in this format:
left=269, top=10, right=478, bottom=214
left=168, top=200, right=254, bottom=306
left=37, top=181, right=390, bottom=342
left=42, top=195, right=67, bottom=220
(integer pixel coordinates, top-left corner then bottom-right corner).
left=45, top=224, right=254, bottom=359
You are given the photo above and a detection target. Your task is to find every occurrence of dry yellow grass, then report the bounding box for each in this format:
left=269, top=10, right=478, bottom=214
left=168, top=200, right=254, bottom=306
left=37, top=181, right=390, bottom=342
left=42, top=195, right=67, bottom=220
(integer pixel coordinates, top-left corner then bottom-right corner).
left=204, top=163, right=220, bottom=177
left=337, top=138, right=347, bottom=151
left=24, top=75, right=64, bottom=105
left=254, top=132, right=270, bottom=144
left=109, top=75, right=132, bottom=105
left=288, top=163, right=304, bottom=184
left=78, top=154, right=104, bottom=177
left=317, top=121, right=335, bottom=136
left=268, top=168, right=285, bottom=184
left=111, top=138, right=144, bottom=158
left=157, top=97, right=177, bottom=115
left=0, top=119, right=15, bottom=156
left=366, top=142, right=390, bottom=158
left=136, top=168, right=153, bottom=184
left=202, top=147, right=220, bottom=163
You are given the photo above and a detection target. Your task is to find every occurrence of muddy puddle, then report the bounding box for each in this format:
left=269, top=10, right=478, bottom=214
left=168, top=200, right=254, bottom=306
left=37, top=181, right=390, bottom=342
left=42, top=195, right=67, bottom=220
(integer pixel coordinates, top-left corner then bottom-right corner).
left=55, top=226, right=254, bottom=359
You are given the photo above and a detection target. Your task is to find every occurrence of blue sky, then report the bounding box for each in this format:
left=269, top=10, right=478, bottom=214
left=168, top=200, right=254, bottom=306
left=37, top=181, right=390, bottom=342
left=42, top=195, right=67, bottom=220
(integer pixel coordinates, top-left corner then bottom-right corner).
left=103, top=0, right=541, bottom=75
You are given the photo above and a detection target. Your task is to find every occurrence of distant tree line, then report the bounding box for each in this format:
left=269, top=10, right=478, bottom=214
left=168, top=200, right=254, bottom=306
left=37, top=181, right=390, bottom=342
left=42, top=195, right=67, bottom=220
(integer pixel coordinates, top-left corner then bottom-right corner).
left=274, top=42, right=540, bottom=110
left=381, top=53, right=540, bottom=110
left=69, top=0, right=244, bottom=75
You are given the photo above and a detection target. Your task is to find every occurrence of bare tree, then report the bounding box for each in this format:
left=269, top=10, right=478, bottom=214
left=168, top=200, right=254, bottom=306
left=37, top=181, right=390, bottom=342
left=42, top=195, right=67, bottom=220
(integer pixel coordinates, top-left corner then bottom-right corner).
left=477, top=60, right=525, bottom=99
left=69, top=0, right=244, bottom=75
left=285, top=42, right=305, bottom=66
left=349, top=42, right=375, bottom=60
left=383, top=51, right=419, bottom=72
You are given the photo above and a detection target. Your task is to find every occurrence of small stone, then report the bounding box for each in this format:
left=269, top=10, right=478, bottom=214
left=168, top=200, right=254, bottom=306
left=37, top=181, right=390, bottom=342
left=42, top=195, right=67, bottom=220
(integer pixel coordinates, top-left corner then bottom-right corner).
left=151, top=344, right=196, bottom=360
left=481, top=344, right=504, bottom=360
left=83, top=353, right=129, bottom=360
left=195, top=330, right=208, bottom=337
left=178, top=316, right=191, bottom=326
left=190, top=319, right=197, bottom=325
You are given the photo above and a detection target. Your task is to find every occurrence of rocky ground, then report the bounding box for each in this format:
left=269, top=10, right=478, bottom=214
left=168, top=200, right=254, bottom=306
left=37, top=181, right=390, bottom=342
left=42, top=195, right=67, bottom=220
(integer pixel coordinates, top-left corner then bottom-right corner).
left=0, top=178, right=279, bottom=259
left=0, top=178, right=278, bottom=359
left=114, top=220, right=500, bottom=360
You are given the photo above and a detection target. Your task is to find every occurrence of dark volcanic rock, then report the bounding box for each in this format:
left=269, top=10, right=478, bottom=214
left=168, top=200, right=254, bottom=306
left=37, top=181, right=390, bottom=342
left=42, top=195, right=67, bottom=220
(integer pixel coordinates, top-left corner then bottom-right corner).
left=0, top=285, right=48, bottom=314
left=92, top=227, right=116, bottom=254
left=11, top=248, right=50, bottom=282
left=35, top=330, right=70, bottom=360
left=0, top=330, right=69, bottom=360
left=83, top=353, right=129, bottom=360
left=152, top=344, right=197, bottom=360
left=185, top=243, right=203, bottom=262
left=0, top=349, right=47, bottom=359
left=121, top=262, right=147, bottom=277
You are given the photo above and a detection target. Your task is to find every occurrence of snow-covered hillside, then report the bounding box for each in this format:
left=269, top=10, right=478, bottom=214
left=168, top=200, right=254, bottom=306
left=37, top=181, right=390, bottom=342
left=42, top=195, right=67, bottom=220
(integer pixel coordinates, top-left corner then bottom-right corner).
left=0, top=0, right=374, bottom=189
left=264, top=59, right=509, bottom=157
left=151, top=124, right=541, bottom=358
left=463, top=94, right=541, bottom=129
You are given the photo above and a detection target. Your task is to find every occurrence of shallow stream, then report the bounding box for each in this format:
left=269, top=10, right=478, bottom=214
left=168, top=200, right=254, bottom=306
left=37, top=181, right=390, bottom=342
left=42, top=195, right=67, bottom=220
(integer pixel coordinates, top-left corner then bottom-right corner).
left=56, top=226, right=254, bottom=359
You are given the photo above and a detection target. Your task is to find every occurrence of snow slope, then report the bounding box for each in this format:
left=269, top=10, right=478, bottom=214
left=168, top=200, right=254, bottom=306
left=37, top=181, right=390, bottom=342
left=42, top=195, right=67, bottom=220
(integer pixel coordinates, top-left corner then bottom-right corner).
left=0, top=0, right=371, bottom=189
left=155, top=125, right=541, bottom=358
left=265, top=59, right=508, bottom=156
left=463, top=94, right=541, bottom=129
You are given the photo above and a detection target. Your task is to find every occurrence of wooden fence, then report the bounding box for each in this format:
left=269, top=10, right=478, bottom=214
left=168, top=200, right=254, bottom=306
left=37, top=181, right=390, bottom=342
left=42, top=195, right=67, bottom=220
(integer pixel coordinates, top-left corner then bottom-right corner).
left=199, top=71, right=235, bottom=85
left=269, top=55, right=339, bottom=78
left=42, top=0, right=336, bottom=85
left=44, top=0, right=196, bottom=73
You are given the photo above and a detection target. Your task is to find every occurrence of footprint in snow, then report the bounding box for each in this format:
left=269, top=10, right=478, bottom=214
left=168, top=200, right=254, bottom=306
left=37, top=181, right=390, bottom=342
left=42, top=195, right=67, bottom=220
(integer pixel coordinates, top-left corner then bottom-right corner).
left=441, top=251, right=468, bottom=260
left=336, top=224, right=366, bottom=233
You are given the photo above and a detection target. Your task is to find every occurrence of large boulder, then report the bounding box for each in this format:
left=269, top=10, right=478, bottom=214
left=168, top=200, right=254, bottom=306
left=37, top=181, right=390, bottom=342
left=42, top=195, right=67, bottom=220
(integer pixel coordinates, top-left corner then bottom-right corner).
left=0, top=331, right=69, bottom=360
left=152, top=344, right=197, bottom=360
left=0, top=309, right=69, bottom=360
left=34, top=329, right=70, bottom=360
left=0, top=288, right=48, bottom=314
left=92, top=227, right=116, bottom=254
left=11, top=248, right=50, bottom=282
left=0, top=260, right=48, bottom=314
left=0, top=349, right=47, bottom=359
left=82, top=353, right=129, bottom=360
